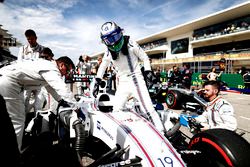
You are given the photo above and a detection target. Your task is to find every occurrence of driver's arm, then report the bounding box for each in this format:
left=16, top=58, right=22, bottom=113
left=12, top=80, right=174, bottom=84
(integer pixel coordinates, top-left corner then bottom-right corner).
left=96, top=53, right=111, bottom=79
left=132, top=41, right=151, bottom=71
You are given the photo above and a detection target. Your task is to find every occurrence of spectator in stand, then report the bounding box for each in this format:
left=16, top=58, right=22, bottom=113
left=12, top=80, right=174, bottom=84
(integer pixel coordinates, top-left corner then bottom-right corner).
left=18, top=29, right=45, bottom=113
left=230, top=24, right=236, bottom=33
left=207, top=67, right=222, bottom=81
left=241, top=21, right=249, bottom=29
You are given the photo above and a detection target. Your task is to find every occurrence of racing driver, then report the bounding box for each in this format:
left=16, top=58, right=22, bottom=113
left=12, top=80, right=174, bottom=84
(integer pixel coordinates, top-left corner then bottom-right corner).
left=91, top=21, right=165, bottom=134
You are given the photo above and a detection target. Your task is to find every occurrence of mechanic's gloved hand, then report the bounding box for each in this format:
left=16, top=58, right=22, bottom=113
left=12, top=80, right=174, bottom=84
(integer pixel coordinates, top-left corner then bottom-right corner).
left=144, top=70, right=156, bottom=88
left=58, top=99, right=71, bottom=108
left=92, top=78, right=102, bottom=98
left=188, top=117, right=204, bottom=132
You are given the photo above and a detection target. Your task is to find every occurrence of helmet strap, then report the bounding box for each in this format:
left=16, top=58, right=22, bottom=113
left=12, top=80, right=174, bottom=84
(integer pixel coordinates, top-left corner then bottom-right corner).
left=108, top=35, right=130, bottom=60
left=121, top=35, right=130, bottom=56
left=109, top=50, right=119, bottom=60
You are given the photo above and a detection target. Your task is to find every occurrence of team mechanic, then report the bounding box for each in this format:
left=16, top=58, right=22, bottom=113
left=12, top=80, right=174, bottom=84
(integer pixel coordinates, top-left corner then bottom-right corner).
left=195, top=80, right=237, bottom=131
left=91, top=21, right=165, bottom=134
left=0, top=56, right=76, bottom=151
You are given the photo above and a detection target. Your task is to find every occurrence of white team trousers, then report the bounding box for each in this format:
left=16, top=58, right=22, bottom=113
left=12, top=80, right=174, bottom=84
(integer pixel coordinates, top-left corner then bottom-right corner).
left=0, top=75, right=25, bottom=151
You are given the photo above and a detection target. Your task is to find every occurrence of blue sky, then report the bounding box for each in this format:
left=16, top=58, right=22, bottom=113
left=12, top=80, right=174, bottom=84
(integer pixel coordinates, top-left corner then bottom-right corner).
left=0, top=0, right=249, bottom=63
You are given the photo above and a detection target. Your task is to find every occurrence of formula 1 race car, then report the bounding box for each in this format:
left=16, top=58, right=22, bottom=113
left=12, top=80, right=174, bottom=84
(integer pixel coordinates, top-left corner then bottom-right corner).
left=20, top=80, right=250, bottom=167
left=148, top=82, right=168, bottom=103
left=149, top=82, right=198, bottom=110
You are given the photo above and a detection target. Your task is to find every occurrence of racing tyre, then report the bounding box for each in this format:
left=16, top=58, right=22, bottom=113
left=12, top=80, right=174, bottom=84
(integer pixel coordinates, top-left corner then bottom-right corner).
left=166, top=90, right=183, bottom=109
left=188, top=128, right=250, bottom=167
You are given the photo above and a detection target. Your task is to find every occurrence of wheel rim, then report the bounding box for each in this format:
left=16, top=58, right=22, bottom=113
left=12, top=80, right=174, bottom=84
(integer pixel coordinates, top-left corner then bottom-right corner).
left=166, top=92, right=176, bottom=107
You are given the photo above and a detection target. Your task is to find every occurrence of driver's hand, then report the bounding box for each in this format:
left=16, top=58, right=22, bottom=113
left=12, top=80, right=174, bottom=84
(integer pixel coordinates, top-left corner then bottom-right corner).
left=58, top=99, right=71, bottom=107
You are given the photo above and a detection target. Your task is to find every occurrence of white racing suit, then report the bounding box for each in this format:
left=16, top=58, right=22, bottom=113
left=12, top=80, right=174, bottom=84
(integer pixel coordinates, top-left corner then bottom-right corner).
left=195, top=96, right=237, bottom=131
left=94, top=38, right=165, bottom=134
left=18, top=43, right=46, bottom=113
left=0, top=59, right=75, bottom=151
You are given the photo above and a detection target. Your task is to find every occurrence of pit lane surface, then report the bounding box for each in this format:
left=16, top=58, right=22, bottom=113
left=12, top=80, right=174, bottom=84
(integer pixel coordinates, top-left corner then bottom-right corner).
left=221, top=91, right=250, bottom=143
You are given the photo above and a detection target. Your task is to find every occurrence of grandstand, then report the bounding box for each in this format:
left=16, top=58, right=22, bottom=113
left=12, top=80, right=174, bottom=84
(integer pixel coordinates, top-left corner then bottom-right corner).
left=0, top=25, right=21, bottom=67
left=91, top=1, right=250, bottom=74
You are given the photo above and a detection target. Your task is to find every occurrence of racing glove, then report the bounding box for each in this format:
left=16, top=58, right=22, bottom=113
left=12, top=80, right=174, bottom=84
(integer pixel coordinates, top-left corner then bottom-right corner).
left=92, top=78, right=102, bottom=98
left=58, top=99, right=71, bottom=108
left=144, top=70, right=157, bottom=88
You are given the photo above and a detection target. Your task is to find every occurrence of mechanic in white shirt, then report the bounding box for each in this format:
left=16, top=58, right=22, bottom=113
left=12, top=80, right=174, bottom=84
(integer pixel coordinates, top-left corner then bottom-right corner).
left=18, top=29, right=44, bottom=60
left=91, top=21, right=165, bottom=134
left=195, top=80, right=237, bottom=131
left=17, top=29, right=45, bottom=113
left=0, top=56, right=75, bottom=151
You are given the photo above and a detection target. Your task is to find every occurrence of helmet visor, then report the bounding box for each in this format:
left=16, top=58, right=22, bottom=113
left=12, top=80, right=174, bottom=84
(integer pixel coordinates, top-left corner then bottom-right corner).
left=108, top=36, right=124, bottom=52
left=101, top=29, right=122, bottom=46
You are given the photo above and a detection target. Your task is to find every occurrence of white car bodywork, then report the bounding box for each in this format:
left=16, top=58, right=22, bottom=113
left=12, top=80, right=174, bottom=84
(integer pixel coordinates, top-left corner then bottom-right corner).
left=77, top=94, right=186, bottom=167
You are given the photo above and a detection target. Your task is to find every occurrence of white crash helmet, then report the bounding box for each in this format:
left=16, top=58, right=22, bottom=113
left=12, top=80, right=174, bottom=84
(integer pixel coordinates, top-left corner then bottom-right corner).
left=100, top=21, right=124, bottom=52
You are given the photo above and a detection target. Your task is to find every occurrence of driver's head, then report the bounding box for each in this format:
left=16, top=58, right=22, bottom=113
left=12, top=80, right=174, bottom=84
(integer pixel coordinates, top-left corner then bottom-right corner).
left=100, top=21, right=124, bottom=53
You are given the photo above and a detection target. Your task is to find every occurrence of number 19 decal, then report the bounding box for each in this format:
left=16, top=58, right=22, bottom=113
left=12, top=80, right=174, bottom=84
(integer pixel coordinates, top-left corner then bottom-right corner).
left=157, top=157, right=173, bottom=167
